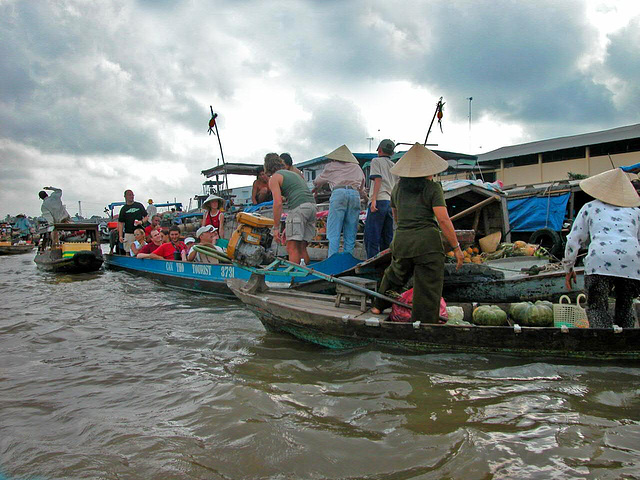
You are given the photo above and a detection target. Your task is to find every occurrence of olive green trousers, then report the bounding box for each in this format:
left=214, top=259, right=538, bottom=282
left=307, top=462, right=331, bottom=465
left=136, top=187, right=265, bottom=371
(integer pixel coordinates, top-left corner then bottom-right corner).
left=373, top=252, right=445, bottom=323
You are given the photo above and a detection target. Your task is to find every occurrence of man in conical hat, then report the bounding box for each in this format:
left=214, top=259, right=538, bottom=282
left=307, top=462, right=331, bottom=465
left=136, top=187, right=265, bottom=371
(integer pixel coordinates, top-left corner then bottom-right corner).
left=364, top=139, right=398, bottom=258
left=563, top=168, right=640, bottom=328
left=313, top=145, right=367, bottom=257
left=371, top=143, right=463, bottom=323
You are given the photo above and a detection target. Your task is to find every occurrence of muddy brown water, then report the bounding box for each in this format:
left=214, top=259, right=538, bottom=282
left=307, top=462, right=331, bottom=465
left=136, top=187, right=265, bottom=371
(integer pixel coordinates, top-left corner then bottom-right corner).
left=1, top=251, right=639, bottom=479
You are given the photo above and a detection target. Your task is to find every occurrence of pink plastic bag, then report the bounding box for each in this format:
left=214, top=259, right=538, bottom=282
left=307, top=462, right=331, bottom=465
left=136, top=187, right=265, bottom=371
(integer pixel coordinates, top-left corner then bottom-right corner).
left=389, top=288, right=447, bottom=322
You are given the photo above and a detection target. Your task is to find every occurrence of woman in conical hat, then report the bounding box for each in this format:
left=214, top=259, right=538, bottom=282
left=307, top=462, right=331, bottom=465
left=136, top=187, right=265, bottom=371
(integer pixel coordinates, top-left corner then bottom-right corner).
left=371, top=143, right=464, bottom=323
left=202, top=193, right=225, bottom=239
left=563, top=168, right=640, bottom=328
left=312, top=145, right=367, bottom=257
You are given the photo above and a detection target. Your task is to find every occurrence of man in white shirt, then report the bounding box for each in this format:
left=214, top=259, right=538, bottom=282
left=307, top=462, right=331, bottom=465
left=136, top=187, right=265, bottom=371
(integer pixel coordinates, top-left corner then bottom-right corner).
left=39, top=186, right=72, bottom=224
left=364, top=139, right=397, bottom=258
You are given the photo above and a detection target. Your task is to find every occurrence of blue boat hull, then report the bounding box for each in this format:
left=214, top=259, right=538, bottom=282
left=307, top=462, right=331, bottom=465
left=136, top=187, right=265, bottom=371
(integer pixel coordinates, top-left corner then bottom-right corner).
left=104, top=253, right=361, bottom=296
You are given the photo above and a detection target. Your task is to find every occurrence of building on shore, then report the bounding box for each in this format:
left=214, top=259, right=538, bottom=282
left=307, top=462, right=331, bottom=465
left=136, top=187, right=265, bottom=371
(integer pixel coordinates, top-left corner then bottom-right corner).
left=475, top=123, right=640, bottom=187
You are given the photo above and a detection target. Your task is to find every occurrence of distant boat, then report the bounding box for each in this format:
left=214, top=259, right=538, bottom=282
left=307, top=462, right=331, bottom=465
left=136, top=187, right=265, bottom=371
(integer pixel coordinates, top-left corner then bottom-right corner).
left=34, top=223, right=103, bottom=273
left=0, top=243, right=36, bottom=255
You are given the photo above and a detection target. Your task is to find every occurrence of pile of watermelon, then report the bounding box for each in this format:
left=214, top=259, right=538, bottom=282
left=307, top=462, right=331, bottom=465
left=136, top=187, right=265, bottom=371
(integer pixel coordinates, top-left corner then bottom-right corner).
left=470, top=300, right=554, bottom=327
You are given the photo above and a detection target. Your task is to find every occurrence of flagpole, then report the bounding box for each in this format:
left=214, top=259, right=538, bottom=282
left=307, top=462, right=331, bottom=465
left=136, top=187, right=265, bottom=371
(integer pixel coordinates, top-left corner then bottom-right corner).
left=209, top=106, right=229, bottom=194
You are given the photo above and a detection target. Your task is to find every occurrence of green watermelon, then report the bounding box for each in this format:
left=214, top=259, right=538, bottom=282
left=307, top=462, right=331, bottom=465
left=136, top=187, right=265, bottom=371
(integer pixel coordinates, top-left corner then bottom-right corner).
left=472, top=305, right=508, bottom=326
left=509, top=301, right=553, bottom=326
left=509, top=302, right=533, bottom=322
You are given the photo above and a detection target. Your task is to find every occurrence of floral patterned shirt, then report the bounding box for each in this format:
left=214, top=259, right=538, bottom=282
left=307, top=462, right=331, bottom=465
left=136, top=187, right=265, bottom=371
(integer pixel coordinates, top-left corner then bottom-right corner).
left=563, top=200, right=640, bottom=279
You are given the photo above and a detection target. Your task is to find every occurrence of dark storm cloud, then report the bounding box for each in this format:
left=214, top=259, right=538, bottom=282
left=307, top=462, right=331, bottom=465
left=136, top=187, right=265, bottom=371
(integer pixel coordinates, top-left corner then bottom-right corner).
left=411, top=1, right=621, bottom=132
left=0, top=1, right=233, bottom=158
left=604, top=17, right=640, bottom=120
left=236, top=0, right=628, bottom=136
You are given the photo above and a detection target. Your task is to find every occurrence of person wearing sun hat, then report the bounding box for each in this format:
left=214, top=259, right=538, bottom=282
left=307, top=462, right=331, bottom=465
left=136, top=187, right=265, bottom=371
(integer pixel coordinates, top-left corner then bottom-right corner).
left=187, top=224, right=222, bottom=264
left=564, top=168, right=640, bottom=328
left=364, top=139, right=398, bottom=258
left=371, top=143, right=464, bottom=323
left=202, top=193, right=225, bottom=239
left=146, top=199, right=157, bottom=219
left=313, top=145, right=367, bottom=257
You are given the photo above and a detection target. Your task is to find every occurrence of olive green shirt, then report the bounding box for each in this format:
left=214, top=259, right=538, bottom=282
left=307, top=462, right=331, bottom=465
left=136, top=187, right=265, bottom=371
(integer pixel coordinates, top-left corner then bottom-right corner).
left=390, top=179, right=446, bottom=258
left=277, top=169, right=315, bottom=210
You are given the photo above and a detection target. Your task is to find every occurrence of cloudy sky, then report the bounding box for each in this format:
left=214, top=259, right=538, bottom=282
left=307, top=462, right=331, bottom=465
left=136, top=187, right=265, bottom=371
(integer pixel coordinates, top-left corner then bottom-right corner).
left=2, top=0, right=639, bottom=218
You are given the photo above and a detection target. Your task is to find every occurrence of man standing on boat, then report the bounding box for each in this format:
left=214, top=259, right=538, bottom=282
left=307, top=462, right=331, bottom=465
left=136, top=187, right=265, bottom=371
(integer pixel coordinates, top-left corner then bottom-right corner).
left=118, top=189, right=148, bottom=254
left=146, top=199, right=157, bottom=218
left=364, top=139, right=397, bottom=258
left=265, top=152, right=316, bottom=265
left=14, top=214, right=32, bottom=241
left=39, top=186, right=72, bottom=224
left=312, top=145, right=367, bottom=257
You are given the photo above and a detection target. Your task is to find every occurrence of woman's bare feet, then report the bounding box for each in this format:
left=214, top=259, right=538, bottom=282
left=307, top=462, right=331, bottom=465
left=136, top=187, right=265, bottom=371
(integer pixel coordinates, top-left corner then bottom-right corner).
left=371, top=307, right=381, bottom=314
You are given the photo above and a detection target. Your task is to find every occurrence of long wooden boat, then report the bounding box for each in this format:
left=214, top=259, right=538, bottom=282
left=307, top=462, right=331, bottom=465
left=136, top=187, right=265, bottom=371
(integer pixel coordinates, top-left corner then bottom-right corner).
left=0, top=243, right=36, bottom=255
left=34, top=223, right=103, bottom=273
left=228, top=278, right=640, bottom=361
left=104, top=252, right=361, bottom=296
left=441, top=257, right=585, bottom=303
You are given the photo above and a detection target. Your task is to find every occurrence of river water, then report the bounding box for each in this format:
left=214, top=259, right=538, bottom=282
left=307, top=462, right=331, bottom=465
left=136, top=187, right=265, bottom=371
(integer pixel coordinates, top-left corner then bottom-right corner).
left=1, top=250, right=640, bottom=480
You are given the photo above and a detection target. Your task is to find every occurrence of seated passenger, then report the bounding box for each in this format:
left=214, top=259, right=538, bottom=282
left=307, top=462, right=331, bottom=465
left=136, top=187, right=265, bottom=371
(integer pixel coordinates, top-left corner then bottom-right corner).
left=187, top=225, right=222, bottom=264
left=252, top=167, right=273, bottom=205
left=184, top=236, right=196, bottom=254
left=150, top=225, right=187, bottom=261
left=136, top=230, right=163, bottom=257
left=144, top=215, right=162, bottom=239
left=130, top=226, right=147, bottom=256
left=160, top=229, right=170, bottom=244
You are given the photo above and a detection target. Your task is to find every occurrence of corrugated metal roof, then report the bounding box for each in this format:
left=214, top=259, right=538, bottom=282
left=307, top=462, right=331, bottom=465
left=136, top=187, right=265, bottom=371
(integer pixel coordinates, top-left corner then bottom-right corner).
left=296, top=149, right=477, bottom=169
left=202, top=163, right=262, bottom=177
left=477, top=123, right=640, bottom=163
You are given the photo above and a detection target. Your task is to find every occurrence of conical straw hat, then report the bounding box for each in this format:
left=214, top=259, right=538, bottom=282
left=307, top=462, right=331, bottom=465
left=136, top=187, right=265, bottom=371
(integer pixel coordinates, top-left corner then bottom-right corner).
left=325, top=144, right=358, bottom=164
left=479, top=231, right=502, bottom=253
left=579, top=168, right=640, bottom=207
left=390, top=143, right=449, bottom=177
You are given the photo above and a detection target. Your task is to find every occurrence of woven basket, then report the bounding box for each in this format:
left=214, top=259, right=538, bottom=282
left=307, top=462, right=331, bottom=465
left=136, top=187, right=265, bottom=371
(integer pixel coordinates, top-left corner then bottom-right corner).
left=553, top=294, right=589, bottom=328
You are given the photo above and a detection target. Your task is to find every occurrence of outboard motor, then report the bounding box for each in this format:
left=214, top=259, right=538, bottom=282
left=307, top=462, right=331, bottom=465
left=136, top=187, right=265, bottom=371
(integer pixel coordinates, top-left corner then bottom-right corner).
left=227, top=212, right=275, bottom=267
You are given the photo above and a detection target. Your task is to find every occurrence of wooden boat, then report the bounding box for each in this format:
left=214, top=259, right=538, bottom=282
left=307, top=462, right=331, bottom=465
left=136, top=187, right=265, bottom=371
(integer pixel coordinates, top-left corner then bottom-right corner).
left=34, top=223, right=103, bottom=273
left=103, top=252, right=361, bottom=297
left=349, top=250, right=585, bottom=303
left=228, top=278, right=640, bottom=360
left=0, top=243, right=36, bottom=255
left=441, top=257, right=585, bottom=303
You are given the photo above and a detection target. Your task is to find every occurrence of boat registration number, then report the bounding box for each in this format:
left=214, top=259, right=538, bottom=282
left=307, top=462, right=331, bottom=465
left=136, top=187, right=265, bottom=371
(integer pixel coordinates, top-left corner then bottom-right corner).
left=220, top=266, right=235, bottom=278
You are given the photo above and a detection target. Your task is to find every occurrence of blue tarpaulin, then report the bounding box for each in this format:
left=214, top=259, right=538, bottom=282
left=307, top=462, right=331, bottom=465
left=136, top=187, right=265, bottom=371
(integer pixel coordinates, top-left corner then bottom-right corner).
left=621, top=162, right=640, bottom=173
left=507, top=193, right=570, bottom=232
left=244, top=200, right=273, bottom=213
